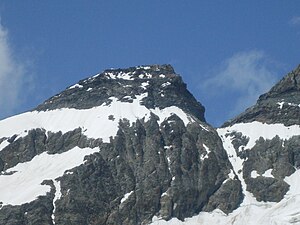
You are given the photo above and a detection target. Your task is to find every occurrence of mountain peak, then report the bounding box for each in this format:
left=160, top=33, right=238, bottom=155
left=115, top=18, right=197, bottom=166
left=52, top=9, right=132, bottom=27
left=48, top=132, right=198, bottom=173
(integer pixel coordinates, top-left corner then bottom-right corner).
left=35, top=64, right=206, bottom=122
left=223, top=64, right=300, bottom=127
left=102, top=64, right=176, bottom=80
left=260, top=64, right=300, bottom=100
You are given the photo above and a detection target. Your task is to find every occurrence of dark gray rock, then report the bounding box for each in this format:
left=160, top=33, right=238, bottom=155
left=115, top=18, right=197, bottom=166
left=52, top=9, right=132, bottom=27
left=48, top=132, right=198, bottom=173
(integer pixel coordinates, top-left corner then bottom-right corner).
left=203, top=179, right=243, bottom=214
left=35, top=65, right=206, bottom=122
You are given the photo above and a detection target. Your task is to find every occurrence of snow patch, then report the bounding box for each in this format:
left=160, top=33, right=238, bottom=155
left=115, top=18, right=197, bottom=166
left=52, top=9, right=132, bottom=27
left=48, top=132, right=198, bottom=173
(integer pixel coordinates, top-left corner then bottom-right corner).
left=287, top=102, right=300, bottom=107
left=277, top=101, right=285, bottom=109
left=52, top=180, right=62, bottom=224
left=201, top=144, right=210, bottom=160
left=220, top=121, right=300, bottom=150
left=262, top=169, right=274, bottom=178
left=228, top=169, right=235, bottom=179
left=120, top=191, right=133, bottom=204
left=251, top=170, right=259, bottom=178
left=161, top=82, right=171, bottom=88
left=0, top=139, right=9, bottom=152
left=0, top=94, right=194, bottom=143
left=0, top=147, right=98, bottom=206
left=68, top=84, right=83, bottom=89
left=141, top=81, right=149, bottom=89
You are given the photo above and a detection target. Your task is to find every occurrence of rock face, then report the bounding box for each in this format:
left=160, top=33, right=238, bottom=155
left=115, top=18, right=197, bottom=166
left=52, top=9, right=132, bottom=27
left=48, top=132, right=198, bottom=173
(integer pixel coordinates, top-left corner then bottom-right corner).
left=0, top=65, right=242, bottom=225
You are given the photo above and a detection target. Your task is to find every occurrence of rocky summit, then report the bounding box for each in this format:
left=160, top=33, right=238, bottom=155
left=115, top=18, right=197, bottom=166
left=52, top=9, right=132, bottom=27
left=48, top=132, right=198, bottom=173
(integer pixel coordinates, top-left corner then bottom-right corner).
left=0, top=64, right=300, bottom=225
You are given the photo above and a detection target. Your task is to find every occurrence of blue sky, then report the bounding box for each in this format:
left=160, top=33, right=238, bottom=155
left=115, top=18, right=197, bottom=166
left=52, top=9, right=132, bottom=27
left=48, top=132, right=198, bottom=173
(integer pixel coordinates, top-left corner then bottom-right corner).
left=0, top=1, right=299, bottom=126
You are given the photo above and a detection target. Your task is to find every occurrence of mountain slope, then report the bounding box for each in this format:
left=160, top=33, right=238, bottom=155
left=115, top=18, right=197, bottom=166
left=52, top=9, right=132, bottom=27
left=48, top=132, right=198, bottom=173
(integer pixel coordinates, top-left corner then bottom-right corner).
left=0, top=65, right=242, bottom=225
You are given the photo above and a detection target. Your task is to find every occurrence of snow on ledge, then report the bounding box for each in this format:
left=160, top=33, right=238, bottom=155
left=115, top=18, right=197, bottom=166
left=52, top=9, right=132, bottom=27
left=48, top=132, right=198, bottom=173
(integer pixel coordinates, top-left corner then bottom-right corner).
left=68, top=84, right=83, bottom=89
left=219, top=121, right=300, bottom=150
left=120, top=191, right=134, bottom=204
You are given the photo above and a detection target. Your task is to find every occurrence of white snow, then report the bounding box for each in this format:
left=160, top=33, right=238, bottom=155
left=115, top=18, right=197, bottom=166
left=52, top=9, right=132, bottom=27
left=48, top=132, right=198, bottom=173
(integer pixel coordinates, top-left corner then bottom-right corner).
left=0, top=95, right=193, bottom=143
left=52, top=179, right=62, bottom=224
left=136, top=66, right=151, bottom=70
left=92, top=73, right=100, bottom=78
left=219, top=121, right=300, bottom=150
left=120, top=191, right=133, bottom=204
left=227, top=169, right=235, bottom=180
left=68, top=84, right=83, bottom=89
left=277, top=101, right=300, bottom=109
left=262, top=169, right=274, bottom=178
left=287, top=102, right=300, bottom=107
left=251, top=170, right=259, bottom=178
left=161, top=82, right=171, bottom=88
left=87, top=87, right=93, bottom=91
left=161, top=191, right=168, bottom=197
left=141, top=81, right=149, bottom=89
left=118, top=72, right=134, bottom=80
left=200, top=144, right=210, bottom=160
left=0, top=139, right=9, bottom=152
left=0, top=146, right=98, bottom=206
left=159, top=74, right=166, bottom=78
left=277, top=101, right=285, bottom=109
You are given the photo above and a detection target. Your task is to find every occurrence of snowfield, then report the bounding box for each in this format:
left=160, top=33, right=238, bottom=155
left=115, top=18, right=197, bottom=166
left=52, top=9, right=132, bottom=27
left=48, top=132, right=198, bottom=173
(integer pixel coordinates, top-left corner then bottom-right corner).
left=0, top=94, right=194, bottom=145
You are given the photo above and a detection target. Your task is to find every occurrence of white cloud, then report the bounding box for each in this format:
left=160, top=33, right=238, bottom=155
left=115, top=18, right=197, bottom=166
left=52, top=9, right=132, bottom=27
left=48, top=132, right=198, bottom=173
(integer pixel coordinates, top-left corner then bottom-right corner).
left=202, top=50, right=278, bottom=117
left=0, top=21, right=30, bottom=118
left=289, top=16, right=300, bottom=26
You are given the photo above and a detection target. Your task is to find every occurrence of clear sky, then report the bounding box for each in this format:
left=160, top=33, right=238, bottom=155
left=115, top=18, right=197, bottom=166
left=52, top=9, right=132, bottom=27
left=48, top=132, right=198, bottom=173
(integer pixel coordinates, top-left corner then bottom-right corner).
left=0, top=1, right=299, bottom=127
